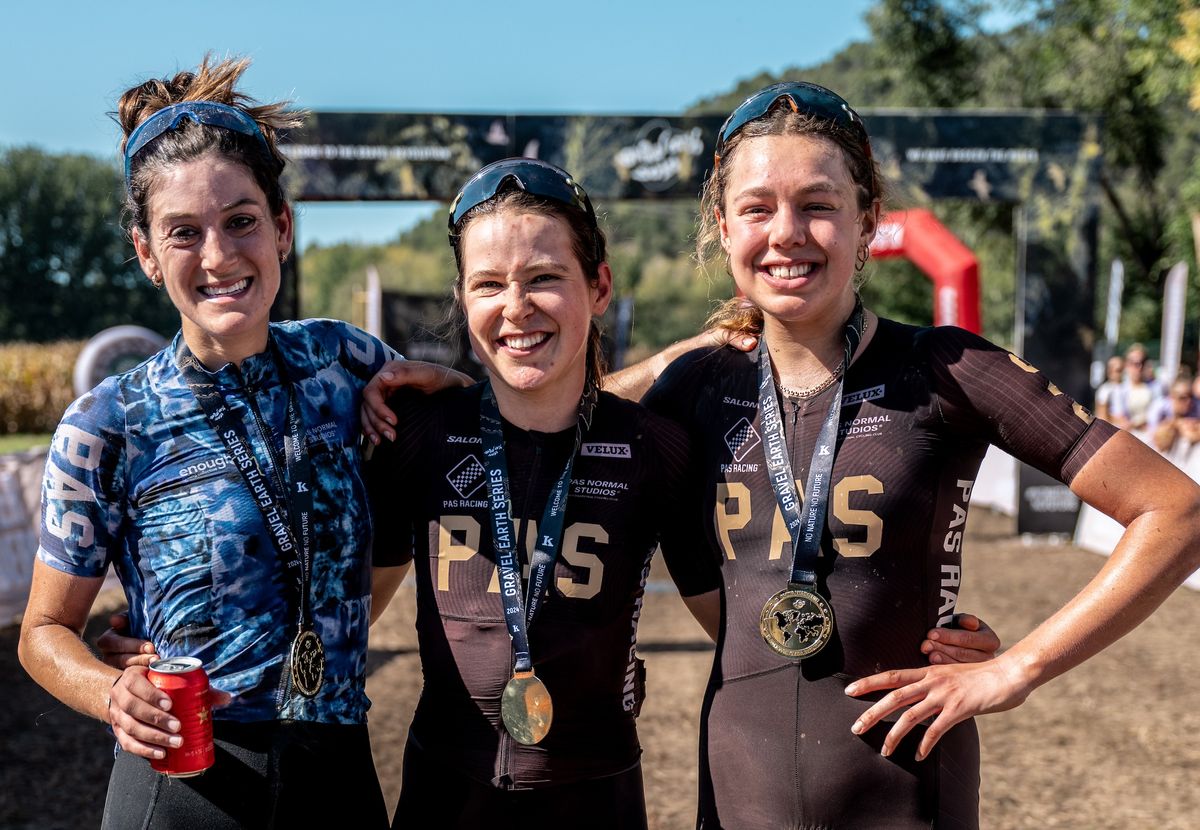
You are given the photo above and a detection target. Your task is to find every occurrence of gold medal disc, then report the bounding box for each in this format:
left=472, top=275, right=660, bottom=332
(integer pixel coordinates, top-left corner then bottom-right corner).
left=501, top=670, right=554, bottom=745
left=290, top=629, right=325, bottom=697
left=759, top=586, right=834, bottom=659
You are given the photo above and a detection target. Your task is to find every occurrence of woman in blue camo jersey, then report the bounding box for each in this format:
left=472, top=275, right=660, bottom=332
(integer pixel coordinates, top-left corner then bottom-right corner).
left=18, top=56, right=415, bottom=829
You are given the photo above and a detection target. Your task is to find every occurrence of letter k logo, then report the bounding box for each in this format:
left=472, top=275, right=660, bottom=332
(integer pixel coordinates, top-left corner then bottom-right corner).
left=295, top=482, right=309, bottom=493
left=819, top=445, right=831, bottom=456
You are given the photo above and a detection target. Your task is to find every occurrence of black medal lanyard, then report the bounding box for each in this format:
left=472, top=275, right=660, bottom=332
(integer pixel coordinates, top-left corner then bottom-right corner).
left=176, top=338, right=321, bottom=696
left=478, top=381, right=595, bottom=744
left=755, top=300, right=864, bottom=657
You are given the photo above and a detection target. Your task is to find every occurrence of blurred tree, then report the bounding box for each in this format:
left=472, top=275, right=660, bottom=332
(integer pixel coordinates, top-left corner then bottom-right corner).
left=0, top=148, right=178, bottom=341
left=300, top=1, right=1200, bottom=357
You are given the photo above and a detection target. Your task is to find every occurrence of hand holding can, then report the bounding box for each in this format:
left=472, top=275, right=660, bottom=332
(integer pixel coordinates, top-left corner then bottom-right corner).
left=146, top=657, right=215, bottom=777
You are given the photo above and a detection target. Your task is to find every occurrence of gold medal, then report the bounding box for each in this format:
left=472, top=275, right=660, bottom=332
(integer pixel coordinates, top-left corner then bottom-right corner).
left=290, top=629, right=325, bottom=697
left=759, top=585, right=834, bottom=659
left=501, top=670, right=554, bottom=745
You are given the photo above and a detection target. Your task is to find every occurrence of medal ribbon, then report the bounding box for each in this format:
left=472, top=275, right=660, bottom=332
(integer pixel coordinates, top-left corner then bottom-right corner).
left=176, top=339, right=315, bottom=628
left=757, top=300, right=864, bottom=587
left=478, top=382, right=591, bottom=674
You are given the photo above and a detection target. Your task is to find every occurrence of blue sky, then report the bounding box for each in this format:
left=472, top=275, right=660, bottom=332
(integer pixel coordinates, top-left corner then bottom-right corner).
left=2, top=0, right=877, bottom=248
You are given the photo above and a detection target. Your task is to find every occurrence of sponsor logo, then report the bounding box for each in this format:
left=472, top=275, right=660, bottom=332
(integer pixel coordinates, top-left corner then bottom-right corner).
left=722, top=395, right=757, bottom=409
left=838, top=413, right=893, bottom=439
left=724, top=417, right=761, bottom=463
left=447, top=435, right=483, bottom=445
left=581, top=442, right=631, bottom=458
left=843, top=385, right=885, bottom=406
left=447, top=455, right=487, bottom=499
left=613, top=119, right=705, bottom=192
left=306, top=421, right=340, bottom=445
left=179, top=456, right=229, bottom=478
left=571, top=478, right=630, bottom=500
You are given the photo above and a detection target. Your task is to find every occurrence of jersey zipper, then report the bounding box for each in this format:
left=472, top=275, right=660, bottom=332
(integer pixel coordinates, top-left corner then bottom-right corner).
left=234, top=367, right=297, bottom=711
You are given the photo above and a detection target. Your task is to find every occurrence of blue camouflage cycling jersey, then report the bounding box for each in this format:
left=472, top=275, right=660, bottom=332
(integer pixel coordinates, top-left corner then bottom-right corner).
left=38, top=319, right=399, bottom=724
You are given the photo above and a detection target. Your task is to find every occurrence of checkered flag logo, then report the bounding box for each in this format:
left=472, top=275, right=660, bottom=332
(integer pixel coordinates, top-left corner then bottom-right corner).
left=724, top=417, right=761, bottom=462
left=447, top=455, right=487, bottom=498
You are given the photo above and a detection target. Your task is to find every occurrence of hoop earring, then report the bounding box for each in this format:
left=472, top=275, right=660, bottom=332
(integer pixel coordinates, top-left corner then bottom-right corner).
left=855, top=244, right=870, bottom=274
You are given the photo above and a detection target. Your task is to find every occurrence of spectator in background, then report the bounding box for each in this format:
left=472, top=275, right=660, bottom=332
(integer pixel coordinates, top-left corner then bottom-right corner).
left=1150, top=377, right=1200, bottom=467
left=1094, top=354, right=1124, bottom=422
left=1109, top=343, right=1164, bottom=432
left=1147, top=373, right=1199, bottom=431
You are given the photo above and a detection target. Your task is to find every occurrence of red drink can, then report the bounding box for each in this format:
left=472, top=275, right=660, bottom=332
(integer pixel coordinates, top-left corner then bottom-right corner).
left=147, top=657, right=215, bottom=777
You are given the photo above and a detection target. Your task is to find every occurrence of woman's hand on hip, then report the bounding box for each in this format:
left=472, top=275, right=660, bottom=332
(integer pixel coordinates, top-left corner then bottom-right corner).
left=844, top=655, right=1033, bottom=761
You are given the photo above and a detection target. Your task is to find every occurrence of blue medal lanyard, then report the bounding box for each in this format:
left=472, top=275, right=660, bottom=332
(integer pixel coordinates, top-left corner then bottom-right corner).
left=757, top=300, right=864, bottom=587
left=477, top=382, right=595, bottom=674
left=176, top=339, right=315, bottom=629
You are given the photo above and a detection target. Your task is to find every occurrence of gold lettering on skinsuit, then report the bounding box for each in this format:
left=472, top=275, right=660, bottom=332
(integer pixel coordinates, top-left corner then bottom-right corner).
left=557, top=522, right=606, bottom=600
left=436, top=515, right=605, bottom=598
left=714, top=483, right=751, bottom=559
left=437, top=515, right=480, bottom=590
left=832, top=475, right=884, bottom=557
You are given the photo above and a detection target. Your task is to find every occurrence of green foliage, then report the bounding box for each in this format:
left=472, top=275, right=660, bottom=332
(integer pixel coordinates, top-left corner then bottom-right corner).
left=293, top=1, right=1198, bottom=359
left=0, top=148, right=179, bottom=342
left=0, top=433, right=52, bottom=454
left=0, top=341, right=82, bottom=433
left=300, top=232, right=455, bottom=322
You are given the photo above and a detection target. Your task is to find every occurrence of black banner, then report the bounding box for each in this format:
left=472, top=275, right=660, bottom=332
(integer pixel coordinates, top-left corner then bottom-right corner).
left=283, top=110, right=1099, bottom=206
left=285, top=108, right=1101, bottom=536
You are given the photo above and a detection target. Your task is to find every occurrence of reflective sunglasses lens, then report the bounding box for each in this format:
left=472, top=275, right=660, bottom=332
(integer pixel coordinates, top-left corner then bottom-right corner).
left=715, top=82, right=870, bottom=160
left=449, top=160, right=592, bottom=230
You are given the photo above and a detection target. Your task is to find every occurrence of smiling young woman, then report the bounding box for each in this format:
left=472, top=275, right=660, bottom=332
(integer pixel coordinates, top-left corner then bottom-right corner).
left=364, top=159, right=722, bottom=830
left=18, top=57, right=407, bottom=829
left=457, top=208, right=611, bottom=429
left=626, top=81, right=1200, bottom=829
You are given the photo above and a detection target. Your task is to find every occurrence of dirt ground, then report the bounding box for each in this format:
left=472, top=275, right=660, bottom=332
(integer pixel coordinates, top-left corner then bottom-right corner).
left=2, top=508, right=1197, bottom=829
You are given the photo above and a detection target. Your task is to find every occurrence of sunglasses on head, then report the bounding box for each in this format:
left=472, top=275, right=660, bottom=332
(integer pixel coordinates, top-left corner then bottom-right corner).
left=714, top=82, right=872, bottom=167
left=448, top=158, right=597, bottom=235
left=124, top=101, right=271, bottom=186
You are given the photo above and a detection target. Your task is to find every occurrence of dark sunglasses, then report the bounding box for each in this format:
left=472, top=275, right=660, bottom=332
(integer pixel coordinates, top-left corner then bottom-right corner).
left=714, top=81, right=872, bottom=167
left=124, top=101, right=271, bottom=185
left=448, top=158, right=597, bottom=234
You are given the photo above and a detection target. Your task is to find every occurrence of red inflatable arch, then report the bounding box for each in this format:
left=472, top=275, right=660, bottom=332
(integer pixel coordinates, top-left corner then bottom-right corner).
left=869, top=209, right=981, bottom=334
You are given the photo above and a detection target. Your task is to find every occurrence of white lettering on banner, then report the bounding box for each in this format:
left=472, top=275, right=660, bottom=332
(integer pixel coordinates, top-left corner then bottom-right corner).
left=905, top=147, right=1039, bottom=164
left=285, top=144, right=453, bottom=162
left=613, top=120, right=705, bottom=191
left=1024, top=485, right=1079, bottom=513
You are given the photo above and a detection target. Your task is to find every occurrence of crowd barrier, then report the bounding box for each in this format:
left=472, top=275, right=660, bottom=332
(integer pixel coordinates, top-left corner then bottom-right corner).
left=977, top=443, right=1200, bottom=591
left=0, top=447, right=47, bottom=622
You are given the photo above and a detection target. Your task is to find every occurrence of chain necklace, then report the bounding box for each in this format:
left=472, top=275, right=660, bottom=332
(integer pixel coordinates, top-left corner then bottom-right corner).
left=777, top=365, right=845, bottom=399
left=774, top=311, right=869, bottom=400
